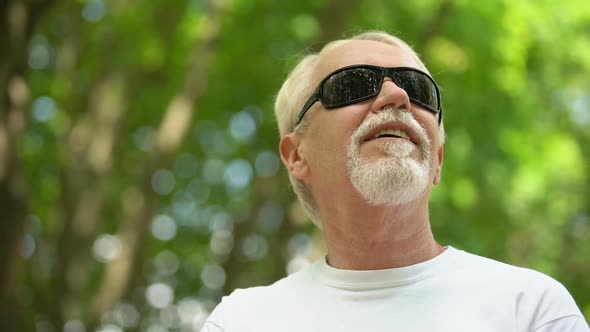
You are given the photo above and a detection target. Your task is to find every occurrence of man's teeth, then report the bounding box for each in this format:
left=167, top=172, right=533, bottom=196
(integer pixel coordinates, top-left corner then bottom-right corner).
left=373, top=129, right=410, bottom=140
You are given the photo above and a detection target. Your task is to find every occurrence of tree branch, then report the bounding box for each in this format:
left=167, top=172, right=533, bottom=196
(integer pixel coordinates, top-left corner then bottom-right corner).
left=57, top=73, right=127, bottom=327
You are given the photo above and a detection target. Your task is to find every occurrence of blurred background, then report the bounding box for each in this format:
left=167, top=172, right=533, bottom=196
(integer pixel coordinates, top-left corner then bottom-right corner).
left=1, top=0, right=589, bottom=331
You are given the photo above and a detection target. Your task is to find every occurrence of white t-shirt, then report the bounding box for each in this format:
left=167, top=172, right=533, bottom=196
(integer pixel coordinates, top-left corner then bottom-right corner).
left=201, top=247, right=589, bottom=331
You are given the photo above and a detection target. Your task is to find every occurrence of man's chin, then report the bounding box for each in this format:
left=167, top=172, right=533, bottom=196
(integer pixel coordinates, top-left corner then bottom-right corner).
left=349, top=172, right=430, bottom=206
left=358, top=154, right=418, bottom=168
left=360, top=188, right=426, bottom=206
left=360, top=140, right=416, bottom=158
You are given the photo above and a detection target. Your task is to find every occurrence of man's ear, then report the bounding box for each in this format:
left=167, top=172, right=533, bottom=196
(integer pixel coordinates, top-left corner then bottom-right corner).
left=433, top=145, right=444, bottom=185
left=279, top=133, right=309, bottom=180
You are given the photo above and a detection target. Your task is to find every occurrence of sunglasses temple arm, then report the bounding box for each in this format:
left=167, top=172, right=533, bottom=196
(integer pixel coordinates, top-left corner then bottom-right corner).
left=295, top=96, right=319, bottom=126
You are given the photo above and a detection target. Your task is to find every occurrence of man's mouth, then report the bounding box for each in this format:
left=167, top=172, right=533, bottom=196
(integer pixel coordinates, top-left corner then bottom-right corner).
left=362, top=123, right=418, bottom=145
left=372, top=128, right=411, bottom=140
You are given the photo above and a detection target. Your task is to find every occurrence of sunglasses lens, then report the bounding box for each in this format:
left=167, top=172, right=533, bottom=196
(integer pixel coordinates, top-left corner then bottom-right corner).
left=393, top=71, right=439, bottom=111
left=322, top=67, right=381, bottom=107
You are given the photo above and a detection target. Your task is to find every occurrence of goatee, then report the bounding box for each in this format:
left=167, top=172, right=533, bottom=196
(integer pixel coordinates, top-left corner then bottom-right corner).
left=346, top=108, right=432, bottom=206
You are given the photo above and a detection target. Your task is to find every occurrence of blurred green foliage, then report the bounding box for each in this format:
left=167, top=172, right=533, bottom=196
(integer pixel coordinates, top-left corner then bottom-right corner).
left=10, top=0, right=590, bottom=331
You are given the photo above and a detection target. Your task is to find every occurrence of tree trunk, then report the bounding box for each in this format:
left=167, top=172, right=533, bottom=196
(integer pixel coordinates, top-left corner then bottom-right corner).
left=0, top=1, right=56, bottom=331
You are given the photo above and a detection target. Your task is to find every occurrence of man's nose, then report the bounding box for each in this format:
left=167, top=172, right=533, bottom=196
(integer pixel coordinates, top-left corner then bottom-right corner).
left=370, top=78, right=412, bottom=113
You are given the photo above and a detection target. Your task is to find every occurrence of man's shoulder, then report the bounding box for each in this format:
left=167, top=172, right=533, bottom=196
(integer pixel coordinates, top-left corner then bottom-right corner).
left=211, top=262, right=315, bottom=309
left=226, top=263, right=314, bottom=303
left=454, top=248, right=562, bottom=284
left=453, top=249, right=569, bottom=291
left=453, top=248, right=585, bottom=329
left=202, top=265, right=315, bottom=330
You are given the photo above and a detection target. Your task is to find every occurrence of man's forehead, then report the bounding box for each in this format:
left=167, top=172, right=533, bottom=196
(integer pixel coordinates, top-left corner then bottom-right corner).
left=314, top=40, right=420, bottom=80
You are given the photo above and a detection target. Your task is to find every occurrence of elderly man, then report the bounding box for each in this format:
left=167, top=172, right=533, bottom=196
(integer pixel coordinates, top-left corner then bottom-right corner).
left=201, top=31, right=588, bottom=331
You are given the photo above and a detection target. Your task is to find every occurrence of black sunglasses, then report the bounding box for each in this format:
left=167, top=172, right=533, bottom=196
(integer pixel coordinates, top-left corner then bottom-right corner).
left=295, top=64, right=443, bottom=127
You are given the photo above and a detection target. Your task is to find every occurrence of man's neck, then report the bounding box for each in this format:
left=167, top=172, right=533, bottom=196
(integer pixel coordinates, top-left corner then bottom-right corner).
left=320, top=196, right=443, bottom=270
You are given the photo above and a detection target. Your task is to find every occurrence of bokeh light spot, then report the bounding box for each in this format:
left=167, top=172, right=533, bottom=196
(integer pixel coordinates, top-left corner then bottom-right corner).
left=229, top=111, right=257, bottom=144
left=571, top=94, right=590, bottom=125
left=210, top=229, right=234, bottom=256
left=21, top=234, right=36, bottom=258
left=93, top=234, right=121, bottom=263
left=82, top=0, right=106, bottom=22
left=290, top=14, right=319, bottom=41
left=160, top=305, right=181, bottom=329
left=96, top=324, right=122, bottom=332
left=450, top=178, right=477, bottom=210
left=112, top=303, right=139, bottom=328
left=32, top=96, right=57, bottom=122
left=202, top=159, right=225, bottom=185
left=223, top=159, right=253, bottom=191
left=29, top=35, right=51, bottom=69
left=146, top=283, right=174, bottom=309
left=151, top=215, right=177, bottom=241
left=240, top=233, right=268, bottom=261
left=154, top=250, right=180, bottom=276
left=152, top=169, right=176, bottom=195
left=172, top=190, right=196, bottom=219
left=132, top=126, right=156, bottom=152
left=145, top=324, right=168, bottom=332
left=200, top=264, right=226, bottom=289
left=209, top=211, right=234, bottom=233
left=64, top=320, right=85, bottom=332
left=288, top=233, right=312, bottom=257
left=178, top=298, right=208, bottom=329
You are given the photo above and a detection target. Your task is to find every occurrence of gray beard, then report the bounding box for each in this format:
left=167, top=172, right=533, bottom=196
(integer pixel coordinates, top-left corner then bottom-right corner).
left=346, top=109, right=432, bottom=206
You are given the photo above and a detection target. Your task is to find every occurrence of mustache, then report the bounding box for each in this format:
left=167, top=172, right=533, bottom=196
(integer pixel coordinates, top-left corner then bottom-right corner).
left=350, top=107, right=430, bottom=146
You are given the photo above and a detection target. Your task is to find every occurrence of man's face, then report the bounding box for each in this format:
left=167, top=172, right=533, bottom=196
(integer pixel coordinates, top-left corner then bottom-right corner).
left=296, top=40, right=444, bottom=206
